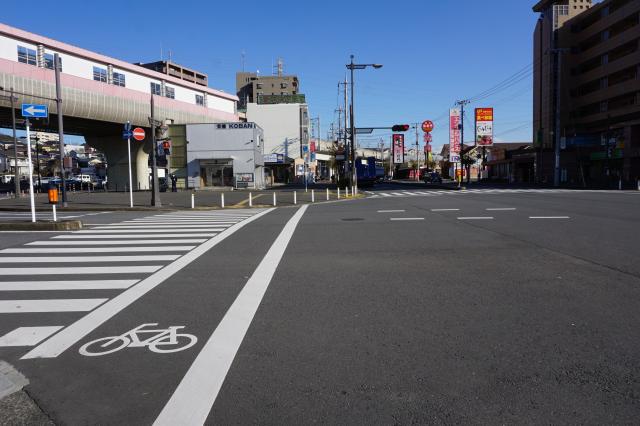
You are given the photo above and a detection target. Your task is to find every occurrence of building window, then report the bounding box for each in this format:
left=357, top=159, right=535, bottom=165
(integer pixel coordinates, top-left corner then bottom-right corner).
left=113, top=72, right=126, bottom=87
left=165, top=86, right=175, bottom=99
left=93, top=66, right=108, bottom=83
left=17, top=46, right=37, bottom=65
left=195, top=94, right=204, bottom=106
left=150, top=82, right=162, bottom=95
left=44, top=53, right=54, bottom=70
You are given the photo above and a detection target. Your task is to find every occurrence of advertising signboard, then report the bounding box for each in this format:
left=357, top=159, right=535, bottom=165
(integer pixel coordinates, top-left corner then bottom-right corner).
left=393, top=134, right=404, bottom=164
left=475, top=108, right=494, bottom=147
left=449, top=108, right=461, bottom=163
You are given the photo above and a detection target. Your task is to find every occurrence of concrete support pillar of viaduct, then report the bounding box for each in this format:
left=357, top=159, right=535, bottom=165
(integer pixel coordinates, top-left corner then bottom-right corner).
left=85, top=135, right=150, bottom=191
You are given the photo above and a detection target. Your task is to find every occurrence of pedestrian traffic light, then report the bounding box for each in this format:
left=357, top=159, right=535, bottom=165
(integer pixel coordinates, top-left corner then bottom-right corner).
left=162, top=140, right=171, bottom=155
left=392, top=124, right=410, bottom=132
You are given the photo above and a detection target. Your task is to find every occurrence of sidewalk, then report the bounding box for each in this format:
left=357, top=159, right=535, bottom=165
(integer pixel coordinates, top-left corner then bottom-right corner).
left=0, top=187, right=360, bottom=211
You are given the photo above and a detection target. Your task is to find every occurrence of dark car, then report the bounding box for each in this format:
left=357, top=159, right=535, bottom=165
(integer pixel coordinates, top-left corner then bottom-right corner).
left=423, top=172, right=443, bottom=184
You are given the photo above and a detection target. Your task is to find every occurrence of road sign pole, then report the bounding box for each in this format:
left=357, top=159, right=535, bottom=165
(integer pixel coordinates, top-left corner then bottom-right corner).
left=54, top=54, right=68, bottom=207
left=25, top=119, right=36, bottom=222
left=127, top=121, right=133, bottom=208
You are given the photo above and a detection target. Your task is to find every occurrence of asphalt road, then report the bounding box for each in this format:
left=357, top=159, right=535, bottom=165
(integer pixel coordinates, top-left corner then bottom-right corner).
left=0, top=185, right=639, bottom=424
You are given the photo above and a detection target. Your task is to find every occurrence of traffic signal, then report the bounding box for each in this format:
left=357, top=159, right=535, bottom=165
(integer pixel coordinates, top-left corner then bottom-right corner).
left=392, top=124, right=410, bottom=132
left=162, top=140, right=171, bottom=156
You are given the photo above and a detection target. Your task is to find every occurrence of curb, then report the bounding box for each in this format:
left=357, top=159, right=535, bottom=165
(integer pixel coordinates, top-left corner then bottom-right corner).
left=0, top=220, right=83, bottom=231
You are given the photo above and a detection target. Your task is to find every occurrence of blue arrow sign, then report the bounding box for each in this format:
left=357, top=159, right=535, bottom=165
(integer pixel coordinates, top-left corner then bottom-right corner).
left=21, top=104, right=48, bottom=118
left=123, top=131, right=133, bottom=140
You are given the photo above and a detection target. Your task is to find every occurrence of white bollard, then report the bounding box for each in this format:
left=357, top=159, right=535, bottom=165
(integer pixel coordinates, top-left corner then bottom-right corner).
left=346, top=187, right=350, bottom=197
left=221, top=193, right=225, bottom=209
left=326, top=188, right=329, bottom=201
left=249, top=192, right=253, bottom=207
left=294, top=191, right=297, bottom=205
left=52, top=204, right=57, bottom=222
left=273, top=192, right=277, bottom=206
left=337, top=188, right=341, bottom=199
left=191, top=193, right=195, bottom=209
left=311, top=189, right=315, bottom=203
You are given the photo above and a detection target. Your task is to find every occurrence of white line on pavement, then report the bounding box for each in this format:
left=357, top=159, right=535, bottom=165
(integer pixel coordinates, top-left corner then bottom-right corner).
left=486, top=208, right=517, bottom=211
left=377, top=210, right=405, bottom=213
left=529, top=216, right=570, bottom=219
left=28, top=239, right=206, bottom=246
left=457, top=217, right=494, bottom=220
left=0, top=266, right=162, bottom=275
left=0, top=280, right=138, bottom=291
left=431, top=209, right=460, bottom=212
left=0, top=299, right=107, bottom=313
left=390, top=218, right=425, bottom=221
left=0, top=255, right=179, bottom=263
left=153, top=205, right=307, bottom=426
left=73, top=229, right=227, bottom=234
left=53, top=233, right=218, bottom=239
left=0, top=327, right=64, bottom=347
left=1, top=247, right=194, bottom=254
left=22, top=208, right=275, bottom=360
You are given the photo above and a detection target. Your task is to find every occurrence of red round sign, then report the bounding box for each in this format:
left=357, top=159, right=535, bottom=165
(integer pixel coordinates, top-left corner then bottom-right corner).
left=422, top=120, right=434, bottom=133
left=423, top=133, right=432, bottom=143
left=132, top=128, right=146, bottom=141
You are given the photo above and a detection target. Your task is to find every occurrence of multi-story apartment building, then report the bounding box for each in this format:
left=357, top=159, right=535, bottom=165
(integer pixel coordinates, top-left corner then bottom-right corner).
left=236, top=67, right=303, bottom=110
left=136, top=60, right=208, bottom=87
left=533, top=0, right=639, bottom=187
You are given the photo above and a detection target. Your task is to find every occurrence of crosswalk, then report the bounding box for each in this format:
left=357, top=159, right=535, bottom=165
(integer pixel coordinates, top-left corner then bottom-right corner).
left=365, top=188, right=637, bottom=198
left=0, top=209, right=267, bottom=355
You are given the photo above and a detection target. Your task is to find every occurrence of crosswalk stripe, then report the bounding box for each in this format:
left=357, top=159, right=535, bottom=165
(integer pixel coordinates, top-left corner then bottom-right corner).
left=1, top=247, right=194, bottom=254
left=27, top=239, right=206, bottom=245
left=0, top=255, right=179, bottom=263
left=380, top=193, right=392, bottom=197
left=0, top=299, right=108, bottom=313
left=0, top=266, right=163, bottom=275
left=92, top=225, right=233, bottom=229
left=0, top=280, right=138, bottom=291
left=53, top=233, right=218, bottom=239
left=0, top=326, right=64, bottom=347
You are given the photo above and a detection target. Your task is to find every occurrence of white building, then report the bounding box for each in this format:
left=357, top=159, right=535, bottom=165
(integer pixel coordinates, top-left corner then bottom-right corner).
left=246, top=103, right=309, bottom=160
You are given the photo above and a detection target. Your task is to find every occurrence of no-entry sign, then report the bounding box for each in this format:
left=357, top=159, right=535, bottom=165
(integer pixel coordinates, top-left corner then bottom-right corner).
left=132, top=128, right=146, bottom=141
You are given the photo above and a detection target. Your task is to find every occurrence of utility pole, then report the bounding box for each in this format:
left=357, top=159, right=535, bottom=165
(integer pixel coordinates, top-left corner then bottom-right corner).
left=54, top=53, right=68, bottom=207
left=456, top=99, right=470, bottom=188
left=9, top=88, right=19, bottom=198
left=342, top=78, right=349, bottom=179
left=414, top=123, right=420, bottom=180
left=552, top=48, right=568, bottom=187
left=149, top=95, right=161, bottom=207
left=349, top=57, right=356, bottom=189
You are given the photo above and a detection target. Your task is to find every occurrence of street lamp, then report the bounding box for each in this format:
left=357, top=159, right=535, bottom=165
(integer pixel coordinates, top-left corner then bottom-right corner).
left=346, top=55, right=382, bottom=190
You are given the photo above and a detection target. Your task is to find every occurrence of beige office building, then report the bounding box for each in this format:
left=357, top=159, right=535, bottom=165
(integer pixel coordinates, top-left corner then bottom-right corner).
left=533, top=0, right=639, bottom=186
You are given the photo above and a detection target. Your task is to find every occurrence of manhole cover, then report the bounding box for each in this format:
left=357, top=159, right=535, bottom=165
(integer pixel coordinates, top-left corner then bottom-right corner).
left=341, top=218, right=364, bottom=221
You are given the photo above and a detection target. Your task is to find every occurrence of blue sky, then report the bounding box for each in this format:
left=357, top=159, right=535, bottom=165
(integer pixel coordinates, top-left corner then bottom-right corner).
left=4, top=0, right=539, bottom=150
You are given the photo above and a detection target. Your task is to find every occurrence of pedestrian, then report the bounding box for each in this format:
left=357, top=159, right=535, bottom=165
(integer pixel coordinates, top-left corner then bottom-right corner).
left=170, top=173, right=177, bottom=192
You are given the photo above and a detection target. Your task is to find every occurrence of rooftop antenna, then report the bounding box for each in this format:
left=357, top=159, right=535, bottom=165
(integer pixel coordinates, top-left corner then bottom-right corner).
left=277, top=57, right=283, bottom=77
left=241, top=50, right=246, bottom=72
left=160, top=43, right=163, bottom=61
left=168, top=50, right=172, bottom=63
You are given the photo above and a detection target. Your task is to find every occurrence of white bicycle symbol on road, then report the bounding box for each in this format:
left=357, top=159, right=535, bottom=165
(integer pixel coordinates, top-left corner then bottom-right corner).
left=79, top=323, right=198, bottom=356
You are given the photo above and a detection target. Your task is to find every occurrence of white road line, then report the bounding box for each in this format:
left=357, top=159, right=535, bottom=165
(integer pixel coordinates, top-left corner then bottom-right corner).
left=0, top=280, right=138, bottom=291
left=486, top=208, right=517, bottom=211
left=124, top=220, right=241, bottom=224
left=457, top=217, right=494, bottom=220
left=0, top=266, right=162, bottom=275
left=401, top=192, right=417, bottom=196
left=53, top=233, right=218, bottom=239
left=73, top=229, right=227, bottom=234
left=154, top=205, right=308, bottom=426
left=23, top=208, right=274, bottom=360
left=390, top=218, right=425, bottom=221
left=0, top=299, right=107, bottom=313
left=431, top=209, right=460, bottom=212
left=0, top=327, right=64, bottom=347
left=529, top=216, right=570, bottom=219
left=28, top=239, right=206, bottom=246
left=91, top=225, right=233, bottom=230
left=377, top=210, right=405, bottom=213
left=391, top=192, right=405, bottom=196
left=0, top=255, right=179, bottom=263
left=1, top=247, right=194, bottom=254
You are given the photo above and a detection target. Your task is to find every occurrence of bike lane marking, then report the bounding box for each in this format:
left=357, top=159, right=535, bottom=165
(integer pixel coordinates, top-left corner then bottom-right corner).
left=21, top=208, right=275, bottom=360
left=154, top=205, right=308, bottom=426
